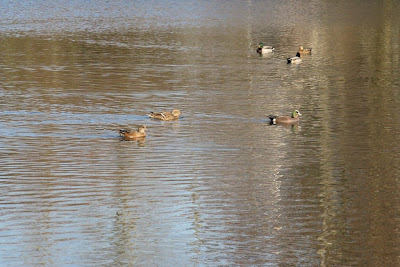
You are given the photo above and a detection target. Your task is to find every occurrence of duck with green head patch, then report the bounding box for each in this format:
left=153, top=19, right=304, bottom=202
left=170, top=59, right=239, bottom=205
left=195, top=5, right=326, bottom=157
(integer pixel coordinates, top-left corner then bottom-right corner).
left=268, top=110, right=302, bottom=124
left=257, top=42, right=275, bottom=55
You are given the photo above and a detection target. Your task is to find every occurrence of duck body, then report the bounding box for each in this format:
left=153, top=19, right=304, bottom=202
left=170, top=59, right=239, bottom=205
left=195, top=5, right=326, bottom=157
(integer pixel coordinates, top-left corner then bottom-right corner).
left=148, top=109, right=181, bottom=121
left=119, top=125, right=147, bottom=140
left=257, top=43, right=274, bottom=55
left=268, top=110, right=302, bottom=125
left=298, top=45, right=312, bottom=55
left=287, top=52, right=302, bottom=64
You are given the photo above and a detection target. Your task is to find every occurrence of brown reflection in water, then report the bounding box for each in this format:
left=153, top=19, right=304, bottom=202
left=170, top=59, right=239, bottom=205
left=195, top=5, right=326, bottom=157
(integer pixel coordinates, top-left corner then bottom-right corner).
left=305, top=2, right=400, bottom=265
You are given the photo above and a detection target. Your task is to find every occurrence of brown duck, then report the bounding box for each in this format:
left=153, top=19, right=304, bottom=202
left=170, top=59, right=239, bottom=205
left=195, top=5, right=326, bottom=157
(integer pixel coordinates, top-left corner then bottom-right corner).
left=268, top=110, right=302, bottom=124
left=119, top=125, right=147, bottom=140
left=298, top=45, right=312, bottom=55
left=147, top=109, right=181, bottom=121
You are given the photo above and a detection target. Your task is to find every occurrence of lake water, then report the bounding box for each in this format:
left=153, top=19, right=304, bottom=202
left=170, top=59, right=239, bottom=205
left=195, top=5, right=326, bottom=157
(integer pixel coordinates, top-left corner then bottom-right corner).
left=1, top=0, right=400, bottom=266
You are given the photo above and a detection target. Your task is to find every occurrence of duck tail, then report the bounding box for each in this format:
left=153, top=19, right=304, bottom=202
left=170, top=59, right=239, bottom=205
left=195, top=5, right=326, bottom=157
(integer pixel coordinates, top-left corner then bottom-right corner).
left=119, top=129, right=128, bottom=136
left=287, top=58, right=291, bottom=64
left=268, top=115, right=277, bottom=124
left=147, top=112, right=155, bottom=118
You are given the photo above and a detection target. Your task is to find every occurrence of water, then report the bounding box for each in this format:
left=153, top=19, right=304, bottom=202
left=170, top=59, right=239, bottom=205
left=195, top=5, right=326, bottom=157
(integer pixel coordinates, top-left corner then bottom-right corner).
left=1, top=0, right=400, bottom=266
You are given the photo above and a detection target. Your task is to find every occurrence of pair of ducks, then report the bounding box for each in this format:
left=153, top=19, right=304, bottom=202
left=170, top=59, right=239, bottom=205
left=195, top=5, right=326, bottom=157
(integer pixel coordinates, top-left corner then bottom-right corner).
left=119, top=109, right=301, bottom=141
left=119, top=109, right=181, bottom=140
left=287, top=45, right=312, bottom=64
left=256, top=43, right=312, bottom=64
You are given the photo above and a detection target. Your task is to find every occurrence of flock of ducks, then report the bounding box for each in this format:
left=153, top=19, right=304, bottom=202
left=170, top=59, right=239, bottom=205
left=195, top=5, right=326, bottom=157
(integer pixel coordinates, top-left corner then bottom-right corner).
left=120, top=43, right=311, bottom=141
left=119, top=108, right=301, bottom=141
left=257, top=43, right=312, bottom=64
left=119, top=109, right=181, bottom=141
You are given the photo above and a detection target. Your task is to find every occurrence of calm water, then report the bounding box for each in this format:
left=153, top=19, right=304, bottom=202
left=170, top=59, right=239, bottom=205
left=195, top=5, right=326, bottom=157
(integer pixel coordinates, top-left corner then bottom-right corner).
left=1, top=0, right=400, bottom=266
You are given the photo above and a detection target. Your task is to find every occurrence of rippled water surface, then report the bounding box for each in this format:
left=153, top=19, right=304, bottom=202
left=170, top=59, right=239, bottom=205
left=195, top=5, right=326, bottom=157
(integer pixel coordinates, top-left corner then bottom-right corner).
left=1, top=0, right=400, bottom=266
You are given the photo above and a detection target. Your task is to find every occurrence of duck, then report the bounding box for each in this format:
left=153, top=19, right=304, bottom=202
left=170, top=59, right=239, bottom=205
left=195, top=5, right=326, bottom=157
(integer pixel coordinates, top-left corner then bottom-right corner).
left=268, top=110, right=302, bottom=124
left=287, top=52, right=302, bottom=64
left=257, top=42, right=275, bottom=55
left=298, top=45, right=312, bottom=55
left=147, top=109, right=181, bottom=121
left=119, top=125, right=147, bottom=140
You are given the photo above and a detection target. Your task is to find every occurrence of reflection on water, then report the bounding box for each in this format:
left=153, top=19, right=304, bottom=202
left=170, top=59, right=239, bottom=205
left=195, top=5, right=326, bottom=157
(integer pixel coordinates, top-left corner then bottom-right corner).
left=1, top=0, right=400, bottom=266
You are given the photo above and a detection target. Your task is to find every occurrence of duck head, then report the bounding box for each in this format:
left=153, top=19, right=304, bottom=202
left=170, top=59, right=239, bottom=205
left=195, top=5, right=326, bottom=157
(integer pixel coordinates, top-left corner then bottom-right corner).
left=172, top=109, right=181, bottom=117
left=291, top=110, right=302, bottom=118
left=138, top=125, right=147, bottom=133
